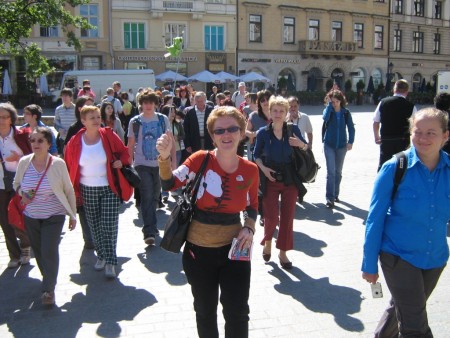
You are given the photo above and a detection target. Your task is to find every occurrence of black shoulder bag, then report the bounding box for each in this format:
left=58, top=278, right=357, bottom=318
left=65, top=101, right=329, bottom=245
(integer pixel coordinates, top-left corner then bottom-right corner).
left=160, top=151, right=210, bottom=253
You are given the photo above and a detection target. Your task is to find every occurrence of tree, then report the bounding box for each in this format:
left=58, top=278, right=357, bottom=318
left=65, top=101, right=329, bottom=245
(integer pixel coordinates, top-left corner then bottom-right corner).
left=0, top=0, right=92, bottom=76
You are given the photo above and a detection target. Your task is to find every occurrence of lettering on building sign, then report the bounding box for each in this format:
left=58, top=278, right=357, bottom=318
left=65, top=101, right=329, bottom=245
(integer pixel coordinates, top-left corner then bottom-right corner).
left=207, top=53, right=225, bottom=62
left=241, top=58, right=272, bottom=63
left=274, top=59, right=303, bottom=64
left=117, top=56, right=198, bottom=62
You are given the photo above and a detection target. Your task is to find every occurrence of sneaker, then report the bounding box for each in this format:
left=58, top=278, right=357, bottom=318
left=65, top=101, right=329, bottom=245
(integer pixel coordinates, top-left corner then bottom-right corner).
left=105, top=264, right=116, bottom=278
left=41, top=291, right=55, bottom=305
left=94, top=259, right=106, bottom=271
left=326, top=200, right=334, bottom=208
left=20, top=247, right=31, bottom=265
left=7, top=259, right=20, bottom=269
left=144, top=235, right=155, bottom=245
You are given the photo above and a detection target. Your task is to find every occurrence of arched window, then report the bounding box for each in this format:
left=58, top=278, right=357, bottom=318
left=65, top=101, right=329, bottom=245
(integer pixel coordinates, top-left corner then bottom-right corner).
left=412, top=72, right=422, bottom=92
left=331, top=68, right=345, bottom=90
left=371, top=68, right=382, bottom=89
left=307, top=67, right=323, bottom=92
left=351, top=68, right=365, bottom=91
left=277, top=69, right=296, bottom=92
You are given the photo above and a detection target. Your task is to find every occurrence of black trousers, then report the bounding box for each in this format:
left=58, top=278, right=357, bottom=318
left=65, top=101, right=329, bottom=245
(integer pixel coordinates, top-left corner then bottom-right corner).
left=378, top=138, right=410, bottom=172
left=374, top=252, right=445, bottom=338
left=183, top=242, right=250, bottom=338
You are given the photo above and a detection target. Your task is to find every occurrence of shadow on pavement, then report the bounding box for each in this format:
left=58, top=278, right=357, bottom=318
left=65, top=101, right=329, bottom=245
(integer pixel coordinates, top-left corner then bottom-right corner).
left=293, top=231, right=327, bottom=258
left=297, top=202, right=346, bottom=226
left=333, top=200, right=368, bottom=224
left=267, top=262, right=364, bottom=333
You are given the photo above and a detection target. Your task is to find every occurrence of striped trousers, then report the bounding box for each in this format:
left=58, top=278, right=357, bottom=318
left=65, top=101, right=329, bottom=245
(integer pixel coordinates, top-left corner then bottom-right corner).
left=81, top=185, right=120, bottom=265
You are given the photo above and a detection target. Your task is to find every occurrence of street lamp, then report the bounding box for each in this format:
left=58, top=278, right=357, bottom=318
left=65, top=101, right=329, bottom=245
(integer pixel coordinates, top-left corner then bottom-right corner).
left=386, top=62, right=394, bottom=92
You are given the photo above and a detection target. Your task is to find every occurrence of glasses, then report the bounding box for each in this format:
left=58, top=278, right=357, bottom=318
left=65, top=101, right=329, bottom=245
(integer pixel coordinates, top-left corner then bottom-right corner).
left=0, top=115, right=11, bottom=120
left=29, top=138, right=45, bottom=144
left=259, top=98, right=269, bottom=103
left=212, top=126, right=241, bottom=135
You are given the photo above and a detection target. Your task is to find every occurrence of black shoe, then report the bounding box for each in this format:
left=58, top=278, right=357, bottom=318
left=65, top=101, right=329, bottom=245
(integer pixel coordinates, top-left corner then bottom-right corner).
left=158, top=201, right=165, bottom=209
left=326, top=200, right=334, bottom=208
left=162, top=195, right=169, bottom=203
left=335, top=197, right=340, bottom=203
left=144, top=235, right=156, bottom=245
left=84, top=241, right=95, bottom=250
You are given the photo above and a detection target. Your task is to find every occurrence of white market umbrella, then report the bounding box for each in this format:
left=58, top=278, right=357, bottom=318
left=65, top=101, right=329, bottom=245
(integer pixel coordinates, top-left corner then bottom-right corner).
left=239, top=72, right=271, bottom=83
left=2, top=69, right=12, bottom=95
left=155, top=70, right=187, bottom=82
left=215, top=71, right=238, bottom=83
left=188, top=70, right=221, bottom=83
left=39, top=74, right=49, bottom=95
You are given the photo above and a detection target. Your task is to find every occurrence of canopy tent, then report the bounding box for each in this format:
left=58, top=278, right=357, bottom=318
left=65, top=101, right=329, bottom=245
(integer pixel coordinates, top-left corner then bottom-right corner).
left=215, top=71, right=238, bottom=83
left=155, top=70, right=187, bottom=82
left=239, top=72, right=271, bottom=83
left=187, top=70, right=221, bottom=83
left=2, top=69, right=12, bottom=95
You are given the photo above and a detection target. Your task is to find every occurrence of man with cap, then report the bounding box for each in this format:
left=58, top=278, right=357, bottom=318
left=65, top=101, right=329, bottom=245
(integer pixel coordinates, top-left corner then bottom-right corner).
left=232, top=82, right=247, bottom=109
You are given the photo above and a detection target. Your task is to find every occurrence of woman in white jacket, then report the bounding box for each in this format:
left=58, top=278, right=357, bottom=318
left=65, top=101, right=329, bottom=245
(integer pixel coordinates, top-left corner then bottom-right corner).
left=14, top=127, right=77, bottom=306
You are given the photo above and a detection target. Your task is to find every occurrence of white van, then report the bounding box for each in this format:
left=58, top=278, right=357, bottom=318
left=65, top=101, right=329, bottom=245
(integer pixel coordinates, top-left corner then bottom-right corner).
left=50, top=69, right=156, bottom=104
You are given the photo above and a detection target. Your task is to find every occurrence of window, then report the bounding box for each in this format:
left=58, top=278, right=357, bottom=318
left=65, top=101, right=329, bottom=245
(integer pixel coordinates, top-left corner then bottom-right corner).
left=165, top=23, right=187, bottom=48
left=80, top=4, right=98, bottom=38
left=393, top=29, right=402, bottom=52
left=435, top=1, right=442, bottom=19
left=283, top=17, right=295, bottom=44
left=124, top=23, right=145, bottom=49
left=374, top=25, right=383, bottom=49
left=249, top=15, right=262, bottom=42
left=394, top=0, right=403, bottom=14
left=434, top=33, right=441, bottom=54
left=40, top=26, right=58, bottom=37
left=414, top=0, right=425, bottom=17
left=413, top=31, right=424, bottom=53
left=308, top=20, right=319, bottom=40
left=354, top=23, right=364, bottom=48
left=331, top=21, right=342, bottom=42
left=204, top=25, right=224, bottom=51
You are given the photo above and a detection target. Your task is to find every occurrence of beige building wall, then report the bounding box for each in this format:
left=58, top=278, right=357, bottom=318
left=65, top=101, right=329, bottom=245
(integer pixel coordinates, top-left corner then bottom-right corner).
left=389, top=0, right=450, bottom=91
left=238, top=0, right=389, bottom=92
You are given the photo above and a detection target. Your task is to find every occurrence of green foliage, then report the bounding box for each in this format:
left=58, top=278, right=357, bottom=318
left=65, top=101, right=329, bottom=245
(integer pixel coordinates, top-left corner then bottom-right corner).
left=0, top=0, right=93, bottom=77
left=344, top=79, right=352, bottom=92
left=356, top=79, right=365, bottom=91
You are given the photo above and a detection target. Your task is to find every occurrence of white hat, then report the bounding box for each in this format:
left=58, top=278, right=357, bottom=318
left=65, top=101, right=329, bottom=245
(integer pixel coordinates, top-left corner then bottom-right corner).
left=238, top=82, right=245, bottom=87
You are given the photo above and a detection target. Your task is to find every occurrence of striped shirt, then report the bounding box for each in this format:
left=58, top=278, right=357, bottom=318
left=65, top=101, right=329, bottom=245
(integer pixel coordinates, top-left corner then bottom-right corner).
left=54, top=103, right=76, bottom=140
left=22, top=164, right=66, bottom=219
left=196, top=107, right=205, bottom=137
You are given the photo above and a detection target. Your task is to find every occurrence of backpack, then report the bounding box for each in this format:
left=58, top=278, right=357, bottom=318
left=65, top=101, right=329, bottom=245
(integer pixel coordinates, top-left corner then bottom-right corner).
left=392, top=151, right=450, bottom=199
left=322, top=109, right=350, bottom=142
left=287, top=123, right=320, bottom=183
left=132, top=113, right=166, bottom=141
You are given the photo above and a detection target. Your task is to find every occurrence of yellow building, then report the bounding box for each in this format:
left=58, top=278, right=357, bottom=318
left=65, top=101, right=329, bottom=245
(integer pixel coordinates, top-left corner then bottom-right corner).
left=237, top=0, right=389, bottom=92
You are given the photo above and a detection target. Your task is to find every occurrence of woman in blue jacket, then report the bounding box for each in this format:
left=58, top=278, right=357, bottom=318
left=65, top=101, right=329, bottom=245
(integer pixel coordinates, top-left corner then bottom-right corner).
left=362, top=107, right=450, bottom=337
left=322, top=89, right=355, bottom=208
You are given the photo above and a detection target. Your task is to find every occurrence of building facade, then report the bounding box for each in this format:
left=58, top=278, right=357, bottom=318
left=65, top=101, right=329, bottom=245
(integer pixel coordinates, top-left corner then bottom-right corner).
left=388, top=0, right=450, bottom=92
left=237, top=0, right=390, bottom=92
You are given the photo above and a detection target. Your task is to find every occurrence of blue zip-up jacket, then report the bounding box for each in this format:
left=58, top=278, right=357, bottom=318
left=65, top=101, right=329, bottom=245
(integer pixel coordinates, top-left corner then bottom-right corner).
left=322, top=102, right=355, bottom=149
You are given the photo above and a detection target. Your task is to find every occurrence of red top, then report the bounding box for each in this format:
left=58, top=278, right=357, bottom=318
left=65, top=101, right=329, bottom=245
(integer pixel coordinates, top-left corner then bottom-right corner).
left=171, top=150, right=259, bottom=221
left=65, top=127, right=132, bottom=203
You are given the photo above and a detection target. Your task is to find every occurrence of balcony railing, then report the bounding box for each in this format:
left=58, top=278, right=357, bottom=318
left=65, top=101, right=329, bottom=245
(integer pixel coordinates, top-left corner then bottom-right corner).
left=298, top=40, right=358, bottom=58
left=150, top=0, right=204, bottom=12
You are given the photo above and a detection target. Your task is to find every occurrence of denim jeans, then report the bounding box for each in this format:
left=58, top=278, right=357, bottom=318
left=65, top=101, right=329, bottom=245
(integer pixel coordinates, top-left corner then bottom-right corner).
left=135, top=165, right=161, bottom=238
left=324, top=143, right=347, bottom=201
left=183, top=242, right=250, bottom=338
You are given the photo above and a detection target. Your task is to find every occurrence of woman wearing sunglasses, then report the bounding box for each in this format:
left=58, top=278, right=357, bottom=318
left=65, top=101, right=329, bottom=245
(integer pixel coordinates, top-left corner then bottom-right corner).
left=0, top=102, right=32, bottom=269
left=14, top=127, right=76, bottom=305
left=253, top=96, right=308, bottom=270
left=157, top=106, right=259, bottom=338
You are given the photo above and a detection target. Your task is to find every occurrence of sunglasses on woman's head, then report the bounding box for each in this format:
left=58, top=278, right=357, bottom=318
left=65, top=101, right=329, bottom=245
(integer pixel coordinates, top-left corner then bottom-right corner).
left=212, top=126, right=241, bottom=135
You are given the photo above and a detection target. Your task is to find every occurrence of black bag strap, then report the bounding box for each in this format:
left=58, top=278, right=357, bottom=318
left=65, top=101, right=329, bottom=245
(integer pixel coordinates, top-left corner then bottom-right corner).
left=188, top=151, right=210, bottom=205
left=0, top=150, right=7, bottom=174
left=391, top=151, right=407, bottom=200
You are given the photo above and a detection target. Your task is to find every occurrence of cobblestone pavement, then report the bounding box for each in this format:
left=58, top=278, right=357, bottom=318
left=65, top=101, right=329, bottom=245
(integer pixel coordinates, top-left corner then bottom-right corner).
left=1, top=108, right=449, bottom=338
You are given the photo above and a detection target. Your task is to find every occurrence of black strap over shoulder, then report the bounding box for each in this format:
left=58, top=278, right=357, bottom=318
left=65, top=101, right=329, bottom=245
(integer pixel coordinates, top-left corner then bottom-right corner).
left=391, top=151, right=407, bottom=200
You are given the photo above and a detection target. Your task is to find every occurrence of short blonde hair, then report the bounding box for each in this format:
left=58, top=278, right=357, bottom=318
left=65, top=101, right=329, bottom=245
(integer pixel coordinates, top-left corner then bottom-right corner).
left=269, top=96, right=289, bottom=113
left=409, top=107, right=449, bottom=133
left=80, top=105, right=100, bottom=120
left=207, top=106, right=246, bottom=137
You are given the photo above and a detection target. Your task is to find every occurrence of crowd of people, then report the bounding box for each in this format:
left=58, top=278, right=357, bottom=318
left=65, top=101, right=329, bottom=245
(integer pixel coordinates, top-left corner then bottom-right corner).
left=1, top=78, right=449, bottom=338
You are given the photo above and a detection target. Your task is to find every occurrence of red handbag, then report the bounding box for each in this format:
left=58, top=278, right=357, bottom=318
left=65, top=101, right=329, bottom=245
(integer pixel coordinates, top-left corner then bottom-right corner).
left=8, top=157, right=52, bottom=231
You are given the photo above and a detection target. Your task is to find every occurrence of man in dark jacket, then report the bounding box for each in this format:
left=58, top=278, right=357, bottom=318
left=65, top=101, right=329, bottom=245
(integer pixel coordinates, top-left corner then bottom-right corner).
left=183, top=91, right=214, bottom=154
left=373, top=79, right=417, bottom=171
